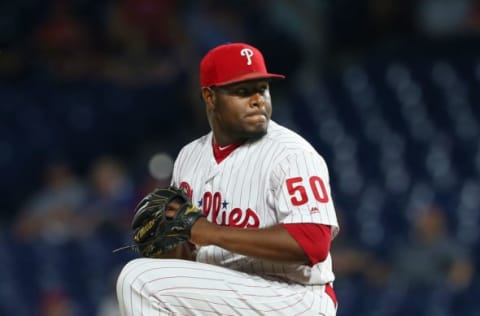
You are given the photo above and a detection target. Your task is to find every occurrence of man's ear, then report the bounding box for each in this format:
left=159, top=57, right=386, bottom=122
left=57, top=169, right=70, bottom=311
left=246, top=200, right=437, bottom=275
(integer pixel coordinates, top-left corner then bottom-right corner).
left=201, top=87, right=215, bottom=110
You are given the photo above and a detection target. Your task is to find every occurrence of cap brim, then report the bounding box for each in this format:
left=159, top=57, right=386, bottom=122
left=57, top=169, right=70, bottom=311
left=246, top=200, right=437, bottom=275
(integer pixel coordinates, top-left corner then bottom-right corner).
left=212, top=72, right=285, bottom=87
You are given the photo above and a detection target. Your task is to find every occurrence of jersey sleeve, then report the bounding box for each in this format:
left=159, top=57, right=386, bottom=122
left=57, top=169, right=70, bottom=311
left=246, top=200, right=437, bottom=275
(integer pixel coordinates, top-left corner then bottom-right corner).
left=271, top=151, right=339, bottom=238
left=282, top=223, right=332, bottom=266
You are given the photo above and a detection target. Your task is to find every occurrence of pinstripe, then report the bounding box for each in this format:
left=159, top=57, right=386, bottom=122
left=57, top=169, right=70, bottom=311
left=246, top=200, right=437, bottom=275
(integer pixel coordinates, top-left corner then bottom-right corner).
left=118, top=259, right=335, bottom=315
left=120, top=121, right=338, bottom=315
left=173, top=121, right=339, bottom=284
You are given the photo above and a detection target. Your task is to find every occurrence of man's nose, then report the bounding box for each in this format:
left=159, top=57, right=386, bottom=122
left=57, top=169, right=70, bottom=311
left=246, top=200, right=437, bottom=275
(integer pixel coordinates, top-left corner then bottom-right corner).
left=250, top=92, right=265, bottom=107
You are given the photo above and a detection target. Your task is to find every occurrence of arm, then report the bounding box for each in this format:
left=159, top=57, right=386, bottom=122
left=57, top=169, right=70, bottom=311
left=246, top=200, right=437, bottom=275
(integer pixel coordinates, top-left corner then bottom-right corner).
left=188, top=152, right=337, bottom=264
left=191, top=218, right=309, bottom=263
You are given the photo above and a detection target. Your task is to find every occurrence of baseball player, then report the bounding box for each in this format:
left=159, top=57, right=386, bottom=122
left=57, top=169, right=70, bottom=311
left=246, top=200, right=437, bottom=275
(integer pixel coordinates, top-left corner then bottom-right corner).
left=117, top=42, right=340, bottom=315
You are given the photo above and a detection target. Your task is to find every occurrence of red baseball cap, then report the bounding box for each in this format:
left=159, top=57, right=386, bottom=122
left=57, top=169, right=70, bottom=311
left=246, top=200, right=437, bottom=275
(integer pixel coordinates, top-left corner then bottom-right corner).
left=200, top=42, right=285, bottom=87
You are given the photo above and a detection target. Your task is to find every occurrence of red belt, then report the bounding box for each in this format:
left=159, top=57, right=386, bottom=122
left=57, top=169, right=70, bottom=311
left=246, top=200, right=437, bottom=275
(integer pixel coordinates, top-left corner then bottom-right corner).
left=325, top=283, right=337, bottom=308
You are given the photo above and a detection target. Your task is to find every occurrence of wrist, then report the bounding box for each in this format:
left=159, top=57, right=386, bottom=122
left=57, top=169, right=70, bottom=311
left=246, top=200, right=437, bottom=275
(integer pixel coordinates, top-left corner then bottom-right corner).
left=190, top=217, right=215, bottom=246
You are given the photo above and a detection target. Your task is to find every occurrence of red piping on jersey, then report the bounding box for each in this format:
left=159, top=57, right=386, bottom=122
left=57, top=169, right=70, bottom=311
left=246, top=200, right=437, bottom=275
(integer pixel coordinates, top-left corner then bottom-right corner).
left=325, top=283, right=338, bottom=308
left=281, top=223, right=331, bottom=266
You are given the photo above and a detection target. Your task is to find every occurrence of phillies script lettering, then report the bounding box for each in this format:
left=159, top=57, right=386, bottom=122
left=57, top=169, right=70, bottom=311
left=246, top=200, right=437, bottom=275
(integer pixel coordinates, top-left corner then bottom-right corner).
left=202, top=192, right=260, bottom=228
left=179, top=182, right=260, bottom=228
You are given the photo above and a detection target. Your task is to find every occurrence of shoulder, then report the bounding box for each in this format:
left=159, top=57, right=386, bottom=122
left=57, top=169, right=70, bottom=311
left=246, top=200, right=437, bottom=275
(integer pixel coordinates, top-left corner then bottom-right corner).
left=261, top=121, right=330, bottom=173
left=178, top=133, right=211, bottom=155
left=263, top=121, right=318, bottom=154
left=180, top=132, right=212, bottom=152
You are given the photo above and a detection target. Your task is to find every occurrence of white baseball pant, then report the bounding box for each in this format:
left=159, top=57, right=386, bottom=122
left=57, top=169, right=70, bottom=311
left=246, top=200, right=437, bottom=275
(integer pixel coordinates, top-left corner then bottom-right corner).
left=117, top=258, right=337, bottom=315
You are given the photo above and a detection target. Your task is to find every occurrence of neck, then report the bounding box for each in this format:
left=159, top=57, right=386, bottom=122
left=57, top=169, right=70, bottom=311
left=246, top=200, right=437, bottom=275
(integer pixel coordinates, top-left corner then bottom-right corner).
left=212, top=132, right=247, bottom=146
left=212, top=137, right=245, bottom=147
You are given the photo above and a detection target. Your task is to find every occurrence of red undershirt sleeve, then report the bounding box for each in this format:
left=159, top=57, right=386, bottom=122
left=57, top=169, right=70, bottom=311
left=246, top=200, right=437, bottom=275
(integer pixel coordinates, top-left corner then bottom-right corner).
left=281, top=223, right=332, bottom=266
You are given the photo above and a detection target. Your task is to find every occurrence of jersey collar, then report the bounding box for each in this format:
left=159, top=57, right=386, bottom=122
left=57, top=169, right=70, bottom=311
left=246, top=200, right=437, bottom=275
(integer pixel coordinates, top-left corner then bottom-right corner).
left=212, top=139, right=243, bottom=163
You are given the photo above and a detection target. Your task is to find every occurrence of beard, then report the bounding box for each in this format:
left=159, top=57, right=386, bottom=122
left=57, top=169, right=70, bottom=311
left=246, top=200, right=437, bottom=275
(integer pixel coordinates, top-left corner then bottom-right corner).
left=231, top=120, right=269, bottom=141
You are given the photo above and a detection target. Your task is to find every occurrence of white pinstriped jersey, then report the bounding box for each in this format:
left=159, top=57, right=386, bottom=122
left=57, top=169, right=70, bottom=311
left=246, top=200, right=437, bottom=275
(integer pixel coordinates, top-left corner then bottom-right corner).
left=171, top=120, right=339, bottom=285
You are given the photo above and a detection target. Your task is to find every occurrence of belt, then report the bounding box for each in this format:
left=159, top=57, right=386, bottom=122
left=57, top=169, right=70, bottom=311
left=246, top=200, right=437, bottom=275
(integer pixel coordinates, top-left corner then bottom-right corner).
left=325, top=283, right=337, bottom=308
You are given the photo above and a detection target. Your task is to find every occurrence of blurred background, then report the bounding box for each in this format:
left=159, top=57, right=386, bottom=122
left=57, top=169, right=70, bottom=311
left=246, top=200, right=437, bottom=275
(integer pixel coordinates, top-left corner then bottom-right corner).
left=0, top=0, right=479, bottom=315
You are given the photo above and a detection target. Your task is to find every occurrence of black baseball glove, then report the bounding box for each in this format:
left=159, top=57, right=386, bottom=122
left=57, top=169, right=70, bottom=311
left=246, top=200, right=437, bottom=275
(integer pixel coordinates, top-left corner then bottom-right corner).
left=130, top=186, right=204, bottom=258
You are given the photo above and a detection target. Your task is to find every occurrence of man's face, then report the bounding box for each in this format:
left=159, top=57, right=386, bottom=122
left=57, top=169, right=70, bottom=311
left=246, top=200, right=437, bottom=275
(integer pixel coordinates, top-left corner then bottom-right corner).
left=209, top=79, right=272, bottom=142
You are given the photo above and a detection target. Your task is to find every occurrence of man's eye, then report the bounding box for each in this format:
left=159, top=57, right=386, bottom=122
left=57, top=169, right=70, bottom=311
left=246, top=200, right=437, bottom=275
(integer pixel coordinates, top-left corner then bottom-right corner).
left=236, top=88, right=248, bottom=96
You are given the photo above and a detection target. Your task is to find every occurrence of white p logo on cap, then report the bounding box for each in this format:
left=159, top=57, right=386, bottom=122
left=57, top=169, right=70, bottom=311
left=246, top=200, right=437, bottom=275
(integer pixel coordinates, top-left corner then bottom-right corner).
left=240, top=48, right=254, bottom=65
left=200, top=42, right=285, bottom=87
